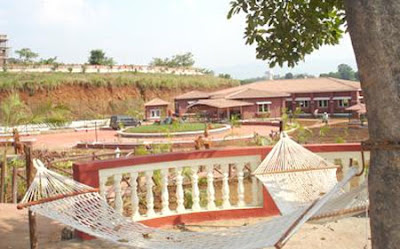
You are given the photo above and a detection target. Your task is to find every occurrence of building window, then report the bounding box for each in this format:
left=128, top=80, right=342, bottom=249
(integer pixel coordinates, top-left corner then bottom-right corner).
left=337, top=99, right=350, bottom=108
left=296, top=100, right=310, bottom=108
left=150, top=109, right=161, bottom=118
left=318, top=100, right=329, bottom=108
left=258, top=103, right=269, bottom=113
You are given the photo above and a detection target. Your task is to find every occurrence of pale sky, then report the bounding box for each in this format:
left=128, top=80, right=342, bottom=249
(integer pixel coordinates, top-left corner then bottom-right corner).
left=0, top=0, right=357, bottom=79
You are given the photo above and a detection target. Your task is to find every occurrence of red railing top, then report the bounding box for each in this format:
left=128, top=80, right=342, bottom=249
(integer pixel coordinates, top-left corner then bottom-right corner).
left=73, top=143, right=362, bottom=175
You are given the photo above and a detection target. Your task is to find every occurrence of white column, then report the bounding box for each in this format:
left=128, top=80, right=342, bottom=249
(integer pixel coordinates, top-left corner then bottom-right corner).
left=237, top=163, right=245, bottom=207
left=251, top=162, right=260, bottom=205
left=115, top=147, right=121, bottom=158
left=191, top=166, right=201, bottom=211
left=161, top=169, right=171, bottom=215
left=207, top=164, right=216, bottom=210
left=99, top=174, right=107, bottom=199
left=130, top=172, right=140, bottom=219
left=175, top=168, right=185, bottom=213
left=222, top=164, right=231, bottom=209
left=113, top=174, right=123, bottom=214
left=145, top=171, right=155, bottom=217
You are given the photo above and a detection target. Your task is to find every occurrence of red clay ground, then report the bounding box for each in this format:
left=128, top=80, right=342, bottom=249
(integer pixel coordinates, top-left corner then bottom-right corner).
left=0, top=204, right=370, bottom=249
left=29, top=125, right=279, bottom=150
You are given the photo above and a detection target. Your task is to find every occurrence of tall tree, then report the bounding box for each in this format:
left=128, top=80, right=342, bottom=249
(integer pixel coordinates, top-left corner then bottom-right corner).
left=15, top=48, right=38, bottom=63
left=150, top=52, right=195, bottom=67
left=228, top=1, right=400, bottom=248
left=284, top=73, right=294, bottom=79
left=338, top=64, right=355, bottom=80
left=320, top=64, right=357, bottom=80
left=88, top=49, right=115, bottom=66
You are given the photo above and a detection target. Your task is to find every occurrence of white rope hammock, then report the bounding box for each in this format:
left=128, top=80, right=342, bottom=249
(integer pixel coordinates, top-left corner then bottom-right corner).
left=253, top=132, right=367, bottom=216
left=18, top=142, right=368, bottom=249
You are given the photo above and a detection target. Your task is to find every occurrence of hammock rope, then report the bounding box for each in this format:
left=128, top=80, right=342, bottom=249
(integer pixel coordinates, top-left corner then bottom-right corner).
left=17, top=133, right=369, bottom=249
left=254, top=132, right=368, bottom=216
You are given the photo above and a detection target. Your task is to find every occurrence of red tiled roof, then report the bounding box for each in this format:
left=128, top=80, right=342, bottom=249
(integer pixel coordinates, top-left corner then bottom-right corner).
left=225, top=88, right=290, bottom=99
left=210, top=78, right=361, bottom=98
left=187, top=99, right=254, bottom=109
left=174, top=91, right=210, bottom=100
left=144, top=98, right=170, bottom=106
left=346, top=103, right=366, bottom=113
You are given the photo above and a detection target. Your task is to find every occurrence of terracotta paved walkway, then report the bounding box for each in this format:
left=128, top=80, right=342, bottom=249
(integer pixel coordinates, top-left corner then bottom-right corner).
left=29, top=125, right=278, bottom=150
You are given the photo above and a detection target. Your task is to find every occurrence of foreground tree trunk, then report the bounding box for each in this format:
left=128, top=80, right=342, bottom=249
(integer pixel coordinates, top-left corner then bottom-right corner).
left=344, top=1, right=400, bottom=248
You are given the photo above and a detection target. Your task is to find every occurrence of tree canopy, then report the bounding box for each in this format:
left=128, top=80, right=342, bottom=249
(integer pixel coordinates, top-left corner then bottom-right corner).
left=14, top=48, right=39, bottom=63
left=284, top=73, right=294, bottom=79
left=149, top=52, right=195, bottom=67
left=228, top=1, right=346, bottom=67
left=88, top=49, right=115, bottom=66
left=320, top=64, right=358, bottom=81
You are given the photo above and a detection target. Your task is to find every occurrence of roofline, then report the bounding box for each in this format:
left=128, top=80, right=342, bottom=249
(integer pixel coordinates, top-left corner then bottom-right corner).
left=187, top=101, right=254, bottom=109
left=144, top=103, right=169, bottom=107
left=174, top=96, right=210, bottom=100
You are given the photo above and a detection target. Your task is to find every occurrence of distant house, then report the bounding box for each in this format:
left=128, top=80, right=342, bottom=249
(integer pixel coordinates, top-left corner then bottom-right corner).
left=144, top=98, right=170, bottom=120
left=174, top=78, right=362, bottom=120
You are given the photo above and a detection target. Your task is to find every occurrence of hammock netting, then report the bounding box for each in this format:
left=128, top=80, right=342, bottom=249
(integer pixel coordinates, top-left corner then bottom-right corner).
left=18, top=133, right=369, bottom=249
left=254, top=132, right=354, bottom=215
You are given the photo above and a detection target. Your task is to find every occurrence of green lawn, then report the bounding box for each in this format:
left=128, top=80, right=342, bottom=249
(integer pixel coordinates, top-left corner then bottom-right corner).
left=125, top=123, right=224, bottom=133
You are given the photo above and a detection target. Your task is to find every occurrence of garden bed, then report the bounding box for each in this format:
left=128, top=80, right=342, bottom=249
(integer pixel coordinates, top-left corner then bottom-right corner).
left=119, top=123, right=230, bottom=138
left=291, top=122, right=369, bottom=144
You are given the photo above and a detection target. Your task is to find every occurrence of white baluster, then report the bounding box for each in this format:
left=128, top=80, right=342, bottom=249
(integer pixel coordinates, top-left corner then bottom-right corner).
left=161, top=169, right=171, bottom=215
left=115, top=147, right=121, bottom=158
left=130, top=172, right=140, bottom=219
left=145, top=171, right=155, bottom=217
left=99, top=174, right=107, bottom=199
left=113, top=174, right=123, bottom=214
left=175, top=168, right=185, bottom=213
left=251, top=162, right=259, bottom=205
left=191, top=166, right=201, bottom=211
left=237, top=163, right=245, bottom=207
left=207, top=164, right=216, bottom=210
left=222, top=164, right=231, bottom=209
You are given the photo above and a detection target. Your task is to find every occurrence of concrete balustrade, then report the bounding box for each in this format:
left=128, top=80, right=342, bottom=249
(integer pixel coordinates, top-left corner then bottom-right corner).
left=97, top=155, right=262, bottom=221
left=74, top=143, right=370, bottom=233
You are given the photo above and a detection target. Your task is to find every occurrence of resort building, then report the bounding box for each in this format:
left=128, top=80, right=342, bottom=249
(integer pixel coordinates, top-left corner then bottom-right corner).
left=174, top=78, right=362, bottom=120
left=144, top=98, right=170, bottom=120
left=0, top=34, right=9, bottom=67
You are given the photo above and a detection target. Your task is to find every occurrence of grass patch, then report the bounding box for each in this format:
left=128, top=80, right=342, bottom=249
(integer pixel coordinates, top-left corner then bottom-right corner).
left=0, top=72, right=239, bottom=92
left=125, top=123, right=224, bottom=133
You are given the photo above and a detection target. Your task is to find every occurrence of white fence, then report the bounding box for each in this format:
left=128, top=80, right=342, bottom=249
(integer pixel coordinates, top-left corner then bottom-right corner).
left=0, top=119, right=109, bottom=135
left=2, top=64, right=204, bottom=75
left=97, top=150, right=370, bottom=221
left=99, top=155, right=263, bottom=220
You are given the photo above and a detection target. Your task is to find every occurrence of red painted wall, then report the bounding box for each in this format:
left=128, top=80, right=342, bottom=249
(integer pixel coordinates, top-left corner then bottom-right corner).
left=288, top=91, right=358, bottom=115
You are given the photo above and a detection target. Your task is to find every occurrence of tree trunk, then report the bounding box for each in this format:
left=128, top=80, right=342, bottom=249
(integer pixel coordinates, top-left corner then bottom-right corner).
left=344, top=1, right=400, bottom=248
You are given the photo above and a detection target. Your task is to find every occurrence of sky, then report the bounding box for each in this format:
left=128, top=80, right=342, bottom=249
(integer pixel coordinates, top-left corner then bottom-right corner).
left=0, top=0, right=358, bottom=79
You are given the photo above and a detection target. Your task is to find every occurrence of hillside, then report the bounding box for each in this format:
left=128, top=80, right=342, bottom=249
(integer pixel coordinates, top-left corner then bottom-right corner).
left=0, top=72, right=239, bottom=119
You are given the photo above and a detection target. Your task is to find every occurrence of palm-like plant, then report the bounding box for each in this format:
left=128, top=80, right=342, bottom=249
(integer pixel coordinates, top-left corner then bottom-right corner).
left=0, top=93, right=71, bottom=202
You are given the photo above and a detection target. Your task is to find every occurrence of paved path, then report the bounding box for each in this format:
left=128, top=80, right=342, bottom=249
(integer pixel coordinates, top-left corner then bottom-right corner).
left=28, top=125, right=278, bottom=150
